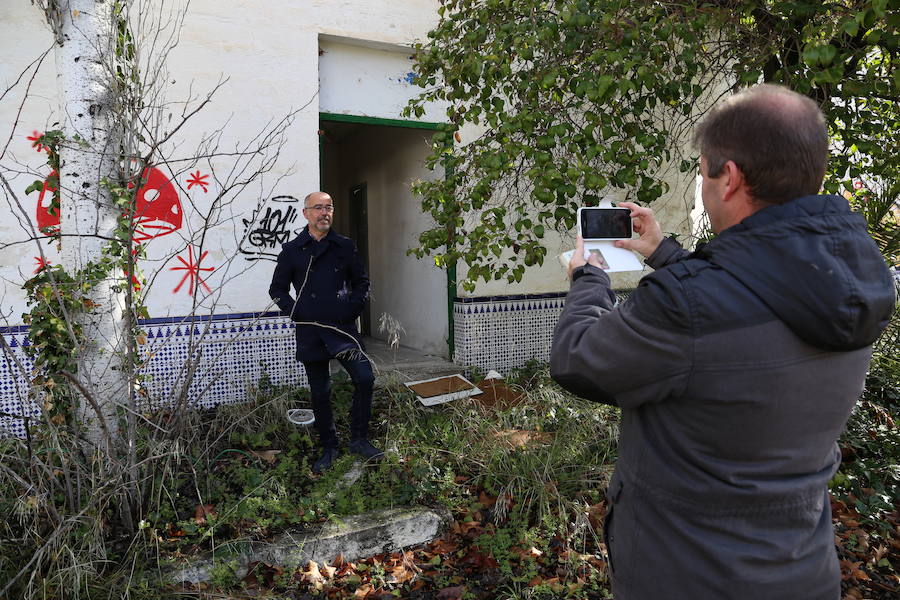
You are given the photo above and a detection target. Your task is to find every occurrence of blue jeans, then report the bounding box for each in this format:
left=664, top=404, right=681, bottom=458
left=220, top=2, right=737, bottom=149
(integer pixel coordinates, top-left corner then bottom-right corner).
left=302, top=353, right=375, bottom=448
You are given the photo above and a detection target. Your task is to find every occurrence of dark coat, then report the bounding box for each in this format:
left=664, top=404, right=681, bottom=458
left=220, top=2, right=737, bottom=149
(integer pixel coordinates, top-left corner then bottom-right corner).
left=269, top=227, right=370, bottom=362
left=551, top=195, right=895, bottom=600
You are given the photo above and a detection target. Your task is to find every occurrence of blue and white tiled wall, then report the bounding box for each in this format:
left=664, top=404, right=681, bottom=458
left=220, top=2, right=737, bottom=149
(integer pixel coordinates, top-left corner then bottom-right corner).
left=452, top=289, right=633, bottom=375
left=0, top=326, right=41, bottom=438
left=0, top=312, right=306, bottom=438
left=1, top=291, right=634, bottom=436
left=453, top=293, right=568, bottom=375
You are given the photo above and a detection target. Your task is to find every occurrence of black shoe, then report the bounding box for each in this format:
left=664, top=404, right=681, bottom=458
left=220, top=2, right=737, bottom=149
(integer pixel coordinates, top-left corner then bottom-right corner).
left=313, top=447, right=339, bottom=474
left=348, top=438, right=384, bottom=460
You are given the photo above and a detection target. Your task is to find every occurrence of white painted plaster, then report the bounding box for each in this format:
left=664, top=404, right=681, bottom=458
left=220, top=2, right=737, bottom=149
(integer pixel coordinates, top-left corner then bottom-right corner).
left=319, top=39, right=450, bottom=123
left=1, top=1, right=447, bottom=325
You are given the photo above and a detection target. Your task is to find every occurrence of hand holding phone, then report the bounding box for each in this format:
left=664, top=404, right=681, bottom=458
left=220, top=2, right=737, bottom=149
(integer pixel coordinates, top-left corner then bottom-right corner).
left=561, top=205, right=644, bottom=274
left=613, top=201, right=664, bottom=259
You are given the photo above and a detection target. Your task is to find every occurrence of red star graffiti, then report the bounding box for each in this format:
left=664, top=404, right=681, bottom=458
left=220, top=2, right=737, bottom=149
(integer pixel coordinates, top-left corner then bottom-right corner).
left=171, top=246, right=214, bottom=295
left=186, top=170, right=210, bottom=193
left=27, top=130, right=48, bottom=153
left=129, top=245, right=142, bottom=291
left=33, top=256, right=51, bottom=274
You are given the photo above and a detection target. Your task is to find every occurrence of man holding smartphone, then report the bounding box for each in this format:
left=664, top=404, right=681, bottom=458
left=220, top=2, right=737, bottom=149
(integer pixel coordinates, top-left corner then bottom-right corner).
left=551, top=84, right=894, bottom=599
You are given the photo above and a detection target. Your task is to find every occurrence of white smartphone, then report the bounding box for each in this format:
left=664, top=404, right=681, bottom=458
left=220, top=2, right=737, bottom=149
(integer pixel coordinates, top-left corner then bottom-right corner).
left=577, top=206, right=633, bottom=240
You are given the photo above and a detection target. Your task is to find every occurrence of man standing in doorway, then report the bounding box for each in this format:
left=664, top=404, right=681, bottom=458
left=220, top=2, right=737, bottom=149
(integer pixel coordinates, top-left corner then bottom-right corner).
left=551, top=84, right=894, bottom=599
left=269, top=191, right=382, bottom=473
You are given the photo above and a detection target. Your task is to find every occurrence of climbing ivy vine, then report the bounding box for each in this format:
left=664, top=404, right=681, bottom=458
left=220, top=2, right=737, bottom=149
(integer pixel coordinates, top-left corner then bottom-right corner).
left=20, top=0, right=151, bottom=430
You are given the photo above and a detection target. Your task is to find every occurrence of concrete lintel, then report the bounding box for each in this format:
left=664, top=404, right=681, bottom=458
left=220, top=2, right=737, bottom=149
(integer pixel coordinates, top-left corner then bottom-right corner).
left=166, top=506, right=452, bottom=585
left=318, top=33, right=413, bottom=55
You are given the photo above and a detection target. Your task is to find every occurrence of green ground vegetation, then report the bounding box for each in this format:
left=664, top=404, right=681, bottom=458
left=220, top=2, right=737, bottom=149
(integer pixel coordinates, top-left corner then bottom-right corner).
left=1, top=338, right=898, bottom=599
left=0, top=361, right=619, bottom=599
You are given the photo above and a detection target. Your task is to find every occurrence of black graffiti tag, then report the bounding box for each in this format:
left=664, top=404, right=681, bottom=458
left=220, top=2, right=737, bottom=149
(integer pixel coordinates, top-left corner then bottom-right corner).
left=245, top=205, right=298, bottom=249
left=239, top=195, right=302, bottom=261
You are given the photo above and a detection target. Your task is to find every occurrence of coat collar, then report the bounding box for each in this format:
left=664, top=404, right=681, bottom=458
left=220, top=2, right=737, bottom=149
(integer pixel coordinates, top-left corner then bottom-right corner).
left=297, top=225, right=337, bottom=248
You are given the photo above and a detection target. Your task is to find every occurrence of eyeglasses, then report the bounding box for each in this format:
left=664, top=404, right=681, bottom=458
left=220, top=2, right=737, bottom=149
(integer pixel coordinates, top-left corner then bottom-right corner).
left=304, top=204, right=334, bottom=213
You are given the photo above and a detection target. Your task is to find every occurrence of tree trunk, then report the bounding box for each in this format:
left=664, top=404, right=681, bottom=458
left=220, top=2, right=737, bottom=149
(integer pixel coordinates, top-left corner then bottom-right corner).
left=54, top=0, right=127, bottom=452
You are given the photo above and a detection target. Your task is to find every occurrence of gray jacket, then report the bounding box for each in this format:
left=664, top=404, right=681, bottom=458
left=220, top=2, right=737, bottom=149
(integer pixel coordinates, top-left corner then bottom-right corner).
left=551, top=195, right=895, bottom=599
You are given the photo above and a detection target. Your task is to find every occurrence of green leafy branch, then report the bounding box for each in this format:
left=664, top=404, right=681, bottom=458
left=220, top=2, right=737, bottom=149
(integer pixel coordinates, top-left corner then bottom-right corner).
left=407, top=0, right=900, bottom=289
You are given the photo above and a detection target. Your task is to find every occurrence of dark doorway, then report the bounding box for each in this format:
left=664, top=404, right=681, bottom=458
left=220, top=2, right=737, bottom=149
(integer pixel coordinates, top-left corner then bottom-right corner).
left=318, top=116, right=449, bottom=358
left=348, top=183, right=371, bottom=335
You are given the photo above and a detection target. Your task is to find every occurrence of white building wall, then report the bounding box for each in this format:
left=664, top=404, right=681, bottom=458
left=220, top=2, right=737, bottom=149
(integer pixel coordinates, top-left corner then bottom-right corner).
left=0, top=1, right=442, bottom=323
left=319, top=39, right=448, bottom=123
left=0, top=0, right=702, bottom=398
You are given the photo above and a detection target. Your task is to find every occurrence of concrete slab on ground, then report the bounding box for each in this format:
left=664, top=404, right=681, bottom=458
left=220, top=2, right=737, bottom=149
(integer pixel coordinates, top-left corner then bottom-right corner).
left=165, top=506, right=452, bottom=585
left=360, top=336, right=467, bottom=384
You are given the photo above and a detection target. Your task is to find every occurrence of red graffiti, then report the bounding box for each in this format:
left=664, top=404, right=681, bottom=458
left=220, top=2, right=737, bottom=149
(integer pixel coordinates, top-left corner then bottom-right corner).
left=35, top=166, right=183, bottom=242
left=35, top=169, right=60, bottom=234
left=171, top=246, right=214, bottom=295
left=33, top=256, right=51, bottom=274
left=130, top=167, right=183, bottom=242
left=186, top=170, right=210, bottom=193
left=28, top=130, right=49, bottom=153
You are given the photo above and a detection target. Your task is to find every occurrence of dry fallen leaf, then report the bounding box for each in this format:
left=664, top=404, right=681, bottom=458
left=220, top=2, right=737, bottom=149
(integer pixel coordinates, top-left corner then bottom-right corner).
left=249, top=449, right=281, bottom=464
left=840, top=559, right=870, bottom=581
left=492, top=429, right=553, bottom=449
left=193, top=504, right=217, bottom=524
left=320, top=562, right=336, bottom=579
left=437, top=586, right=465, bottom=600
left=428, top=537, right=460, bottom=555
left=301, top=560, right=325, bottom=590
left=587, top=501, right=607, bottom=532
left=388, top=562, right=416, bottom=584
left=478, top=491, right=498, bottom=508
left=452, top=520, right=482, bottom=536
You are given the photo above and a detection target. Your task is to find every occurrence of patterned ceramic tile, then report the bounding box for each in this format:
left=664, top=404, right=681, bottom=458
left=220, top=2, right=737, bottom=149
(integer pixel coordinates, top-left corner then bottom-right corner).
left=0, top=312, right=306, bottom=437
left=1, top=290, right=633, bottom=436
left=452, top=290, right=632, bottom=375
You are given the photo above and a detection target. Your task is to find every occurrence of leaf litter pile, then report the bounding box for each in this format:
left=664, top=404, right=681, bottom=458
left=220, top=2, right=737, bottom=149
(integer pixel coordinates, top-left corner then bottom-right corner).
left=176, top=482, right=612, bottom=599
left=171, top=482, right=898, bottom=599
left=833, top=496, right=900, bottom=599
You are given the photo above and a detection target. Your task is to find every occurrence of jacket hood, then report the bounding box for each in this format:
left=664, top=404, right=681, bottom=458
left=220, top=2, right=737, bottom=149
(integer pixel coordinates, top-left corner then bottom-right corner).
left=697, top=195, right=895, bottom=351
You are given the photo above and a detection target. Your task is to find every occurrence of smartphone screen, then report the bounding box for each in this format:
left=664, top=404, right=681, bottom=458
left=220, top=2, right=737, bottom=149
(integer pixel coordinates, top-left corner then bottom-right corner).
left=580, top=208, right=632, bottom=239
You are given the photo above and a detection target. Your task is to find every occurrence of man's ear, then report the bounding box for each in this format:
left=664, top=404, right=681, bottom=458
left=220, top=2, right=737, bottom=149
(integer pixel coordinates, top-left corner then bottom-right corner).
left=721, top=160, right=746, bottom=202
